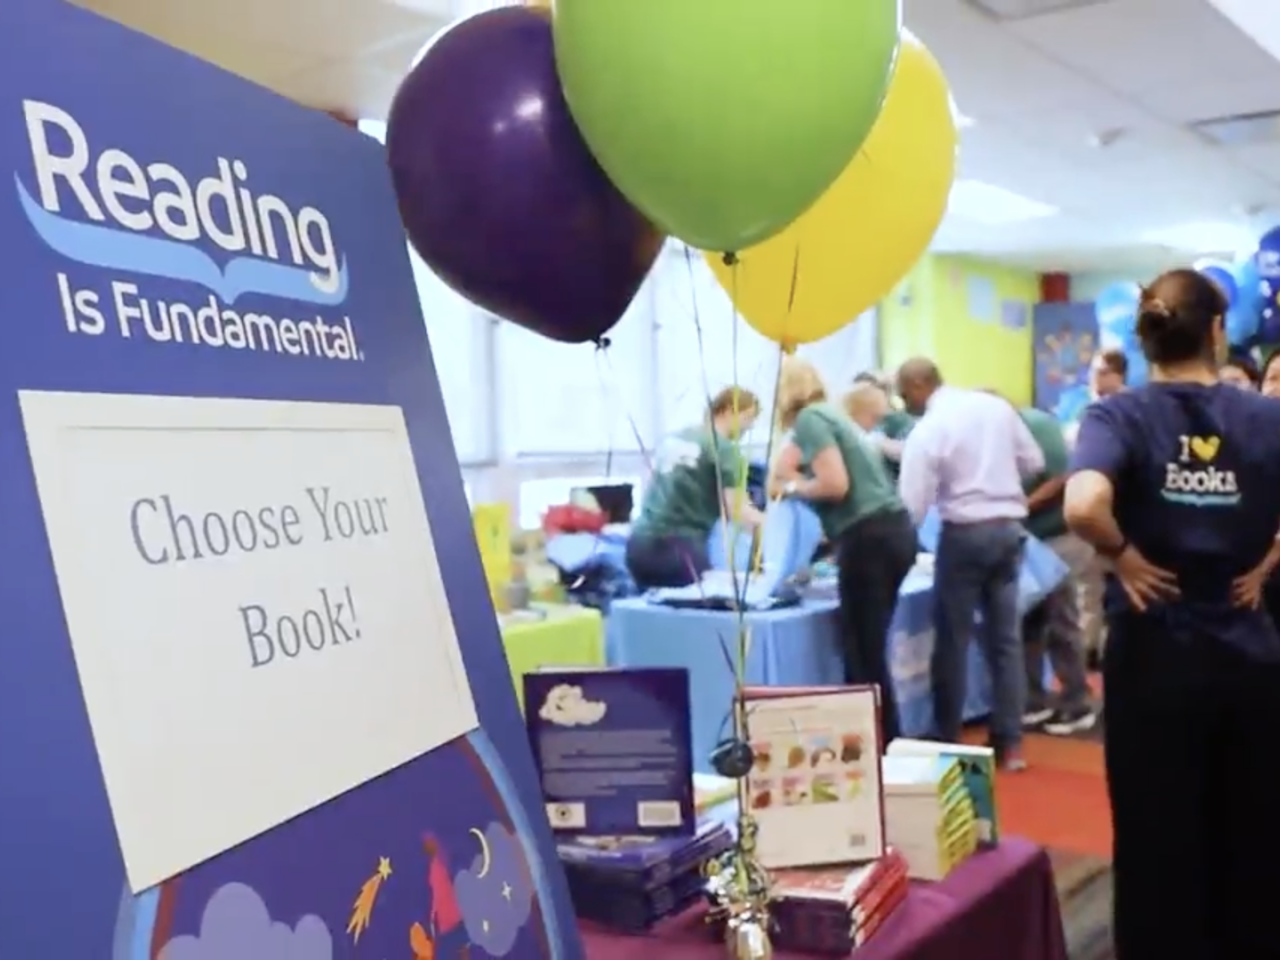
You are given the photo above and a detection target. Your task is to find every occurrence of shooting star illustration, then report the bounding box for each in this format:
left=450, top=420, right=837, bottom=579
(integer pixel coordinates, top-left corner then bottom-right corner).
left=347, top=856, right=393, bottom=943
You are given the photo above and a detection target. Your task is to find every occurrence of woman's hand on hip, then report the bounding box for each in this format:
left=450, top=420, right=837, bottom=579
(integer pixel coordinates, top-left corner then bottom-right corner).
left=1113, top=546, right=1179, bottom=612
left=1232, top=559, right=1277, bottom=610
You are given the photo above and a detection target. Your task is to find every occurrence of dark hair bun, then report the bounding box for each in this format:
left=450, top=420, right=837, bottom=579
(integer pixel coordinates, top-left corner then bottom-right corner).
left=1136, top=293, right=1186, bottom=346
left=1135, top=271, right=1225, bottom=366
left=1136, top=293, right=1173, bottom=330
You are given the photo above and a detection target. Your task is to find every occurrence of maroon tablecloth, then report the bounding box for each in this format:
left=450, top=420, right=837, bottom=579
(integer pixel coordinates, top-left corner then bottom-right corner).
left=579, top=837, right=1068, bottom=960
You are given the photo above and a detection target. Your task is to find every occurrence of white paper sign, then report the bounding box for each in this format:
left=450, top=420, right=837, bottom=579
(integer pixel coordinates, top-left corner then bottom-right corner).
left=19, top=391, right=478, bottom=891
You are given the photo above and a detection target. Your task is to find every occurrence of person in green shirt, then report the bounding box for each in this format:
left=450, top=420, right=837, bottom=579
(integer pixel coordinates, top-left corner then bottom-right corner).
left=627, top=386, right=766, bottom=589
left=879, top=409, right=918, bottom=441
left=1018, top=405, right=1096, bottom=735
left=770, top=357, right=917, bottom=742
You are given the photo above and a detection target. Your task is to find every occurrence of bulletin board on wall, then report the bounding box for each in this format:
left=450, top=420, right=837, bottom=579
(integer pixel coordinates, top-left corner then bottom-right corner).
left=1032, top=301, right=1098, bottom=423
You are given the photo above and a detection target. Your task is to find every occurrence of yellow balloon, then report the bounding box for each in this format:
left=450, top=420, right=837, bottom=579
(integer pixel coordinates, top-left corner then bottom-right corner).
left=706, top=33, right=957, bottom=347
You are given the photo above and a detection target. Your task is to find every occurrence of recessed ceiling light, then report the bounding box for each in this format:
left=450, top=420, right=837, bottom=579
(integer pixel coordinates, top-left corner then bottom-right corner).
left=1141, top=221, right=1254, bottom=255
left=946, top=180, right=1057, bottom=224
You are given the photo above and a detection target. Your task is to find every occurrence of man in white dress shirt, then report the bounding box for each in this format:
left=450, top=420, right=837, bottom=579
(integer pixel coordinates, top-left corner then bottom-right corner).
left=896, top=359, right=1045, bottom=770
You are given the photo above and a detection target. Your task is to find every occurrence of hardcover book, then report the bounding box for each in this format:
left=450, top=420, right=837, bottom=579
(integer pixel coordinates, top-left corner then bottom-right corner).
left=525, top=667, right=695, bottom=837
left=742, top=685, right=885, bottom=869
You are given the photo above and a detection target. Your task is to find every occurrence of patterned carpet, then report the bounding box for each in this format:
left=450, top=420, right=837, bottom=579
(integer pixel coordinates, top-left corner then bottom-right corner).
left=1050, top=848, right=1113, bottom=960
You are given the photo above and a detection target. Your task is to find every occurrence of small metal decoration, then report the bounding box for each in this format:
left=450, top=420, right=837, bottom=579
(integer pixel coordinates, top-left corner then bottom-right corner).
left=725, top=912, right=774, bottom=960
left=710, top=737, right=754, bottom=780
left=704, top=686, right=774, bottom=959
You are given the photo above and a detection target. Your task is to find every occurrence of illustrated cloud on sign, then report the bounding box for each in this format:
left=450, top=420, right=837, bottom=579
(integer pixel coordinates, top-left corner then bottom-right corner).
left=157, top=882, right=333, bottom=960
left=454, top=822, right=534, bottom=956
left=537, top=683, right=607, bottom=727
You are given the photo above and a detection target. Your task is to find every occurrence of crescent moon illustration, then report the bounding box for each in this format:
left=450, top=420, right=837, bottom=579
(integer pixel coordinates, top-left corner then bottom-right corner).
left=470, top=827, right=492, bottom=878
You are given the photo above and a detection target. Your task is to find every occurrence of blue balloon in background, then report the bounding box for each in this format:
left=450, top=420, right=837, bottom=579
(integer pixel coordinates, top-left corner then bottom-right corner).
left=1227, top=256, right=1263, bottom=346
left=1093, top=281, right=1146, bottom=385
left=1094, top=281, right=1140, bottom=349
left=1256, top=225, right=1280, bottom=280
left=1194, top=259, right=1237, bottom=308
left=1255, top=226, right=1280, bottom=343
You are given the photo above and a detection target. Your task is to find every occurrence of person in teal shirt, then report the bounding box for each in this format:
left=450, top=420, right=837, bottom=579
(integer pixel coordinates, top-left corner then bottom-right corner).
left=627, top=387, right=765, bottom=589
left=770, top=358, right=917, bottom=742
left=880, top=409, right=919, bottom=445
left=1018, top=405, right=1096, bottom=735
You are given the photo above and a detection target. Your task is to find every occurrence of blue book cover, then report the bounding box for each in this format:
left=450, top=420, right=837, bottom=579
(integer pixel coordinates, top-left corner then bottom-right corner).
left=525, top=667, right=696, bottom=837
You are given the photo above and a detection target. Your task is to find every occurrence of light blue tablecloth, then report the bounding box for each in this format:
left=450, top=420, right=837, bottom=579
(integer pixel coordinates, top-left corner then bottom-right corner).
left=607, top=598, right=840, bottom=775
left=607, top=568, right=1053, bottom=773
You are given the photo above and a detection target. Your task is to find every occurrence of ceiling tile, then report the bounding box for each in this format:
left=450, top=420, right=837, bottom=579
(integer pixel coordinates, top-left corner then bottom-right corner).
left=273, top=59, right=406, bottom=117
left=909, top=16, right=1109, bottom=118
left=370, top=30, right=441, bottom=77
left=86, top=20, right=319, bottom=87
left=1133, top=76, right=1280, bottom=123
left=1007, top=0, right=1280, bottom=93
left=81, top=0, right=438, bottom=59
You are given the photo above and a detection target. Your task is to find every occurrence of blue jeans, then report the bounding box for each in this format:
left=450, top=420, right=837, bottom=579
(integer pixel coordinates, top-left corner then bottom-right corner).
left=932, top=519, right=1026, bottom=749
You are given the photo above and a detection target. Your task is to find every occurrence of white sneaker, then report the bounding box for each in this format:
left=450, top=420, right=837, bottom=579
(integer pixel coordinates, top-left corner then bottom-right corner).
left=1022, top=707, right=1054, bottom=728
left=1043, top=708, right=1097, bottom=736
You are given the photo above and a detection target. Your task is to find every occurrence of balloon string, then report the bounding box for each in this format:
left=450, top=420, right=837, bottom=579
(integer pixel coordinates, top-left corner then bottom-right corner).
left=594, top=341, right=707, bottom=598
left=551, top=338, right=622, bottom=593
left=681, top=245, right=750, bottom=677
left=738, top=245, right=801, bottom=625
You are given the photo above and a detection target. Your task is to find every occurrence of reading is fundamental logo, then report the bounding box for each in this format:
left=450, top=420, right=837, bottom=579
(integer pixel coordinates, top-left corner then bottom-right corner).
left=1161, top=434, right=1240, bottom=508
left=15, top=99, right=363, bottom=361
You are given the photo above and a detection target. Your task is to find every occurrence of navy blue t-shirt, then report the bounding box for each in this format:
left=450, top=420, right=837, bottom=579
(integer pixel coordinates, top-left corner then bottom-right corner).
left=1070, top=383, right=1280, bottom=660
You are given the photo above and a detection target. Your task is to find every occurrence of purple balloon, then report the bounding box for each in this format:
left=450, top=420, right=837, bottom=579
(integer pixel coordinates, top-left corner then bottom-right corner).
left=386, top=7, right=663, bottom=344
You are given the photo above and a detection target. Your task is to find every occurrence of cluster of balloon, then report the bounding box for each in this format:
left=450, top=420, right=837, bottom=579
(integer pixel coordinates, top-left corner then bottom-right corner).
left=385, top=6, right=663, bottom=345
left=1229, top=255, right=1264, bottom=345
left=1094, top=281, right=1147, bottom=387
left=703, top=31, right=958, bottom=348
left=385, top=1, right=949, bottom=356
left=1195, top=260, right=1237, bottom=307
left=1195, top=257, right=1261, bottom=347
left=1254, top=226, right=1280, bottom=344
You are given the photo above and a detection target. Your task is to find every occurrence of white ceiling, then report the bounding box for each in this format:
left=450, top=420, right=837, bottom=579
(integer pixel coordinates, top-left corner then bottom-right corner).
left=73, top=0, right=1280, bottom=274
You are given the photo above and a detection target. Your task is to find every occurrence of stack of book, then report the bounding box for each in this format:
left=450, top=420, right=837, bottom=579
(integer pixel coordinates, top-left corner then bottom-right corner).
left=881, top=755, right=978, bottom=881
left=556, top=817, right=735, bottom=932
left=886, top=739, right=998, bottom=846
left=767, top=850, right=910, bottom=955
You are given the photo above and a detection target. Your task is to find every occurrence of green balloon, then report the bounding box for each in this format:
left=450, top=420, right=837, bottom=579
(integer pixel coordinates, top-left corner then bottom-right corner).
left=553, top=0, right=901, bottom=253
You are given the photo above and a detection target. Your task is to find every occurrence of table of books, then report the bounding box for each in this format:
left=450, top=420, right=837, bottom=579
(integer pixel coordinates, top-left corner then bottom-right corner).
left=578, top=837, right=1068, bottom=960
left=607, top=578, right=1023, bottom=774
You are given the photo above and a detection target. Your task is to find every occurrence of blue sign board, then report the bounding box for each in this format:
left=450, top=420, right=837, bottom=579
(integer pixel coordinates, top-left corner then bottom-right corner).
left=0, top=3, right=581, bottom=957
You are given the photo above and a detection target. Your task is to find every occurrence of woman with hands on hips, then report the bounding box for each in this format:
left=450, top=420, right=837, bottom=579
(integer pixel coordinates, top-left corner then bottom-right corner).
left=768, top=357, right=917, bottom=743
left=1064, top=268, right=1280, bottom=959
